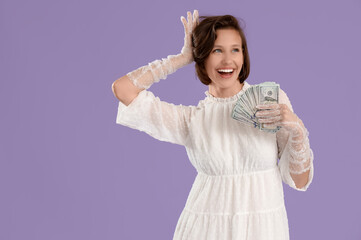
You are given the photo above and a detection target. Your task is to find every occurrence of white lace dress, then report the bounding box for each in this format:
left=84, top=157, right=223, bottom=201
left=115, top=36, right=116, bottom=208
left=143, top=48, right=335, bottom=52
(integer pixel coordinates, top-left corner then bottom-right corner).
left=115, top=81, right=314, bottom=240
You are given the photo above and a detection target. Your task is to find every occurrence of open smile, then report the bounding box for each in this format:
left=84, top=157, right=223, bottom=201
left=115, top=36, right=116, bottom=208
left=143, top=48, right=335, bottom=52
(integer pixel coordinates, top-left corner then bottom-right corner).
left=217, top=68, right=235, bottom=79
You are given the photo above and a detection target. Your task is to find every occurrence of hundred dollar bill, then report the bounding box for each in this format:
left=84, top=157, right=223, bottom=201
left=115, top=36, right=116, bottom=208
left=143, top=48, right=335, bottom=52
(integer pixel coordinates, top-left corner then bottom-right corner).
left=232, top=112, right=259, bottom=128
left=232, top=105, right=259, bottom=125
left=258, top=82, right=281, bottom=133
left=231, top=81, right=281, bottom=133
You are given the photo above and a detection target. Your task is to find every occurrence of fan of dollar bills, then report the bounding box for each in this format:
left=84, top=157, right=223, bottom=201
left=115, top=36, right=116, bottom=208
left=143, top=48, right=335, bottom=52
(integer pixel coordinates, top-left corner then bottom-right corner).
left=231, top=81, right=281, bottom=133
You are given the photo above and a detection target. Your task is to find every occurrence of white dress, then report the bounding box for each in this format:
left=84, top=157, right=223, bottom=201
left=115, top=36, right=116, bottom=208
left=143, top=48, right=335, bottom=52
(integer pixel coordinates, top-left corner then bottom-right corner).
left=115, top=81, right=314, bottom=240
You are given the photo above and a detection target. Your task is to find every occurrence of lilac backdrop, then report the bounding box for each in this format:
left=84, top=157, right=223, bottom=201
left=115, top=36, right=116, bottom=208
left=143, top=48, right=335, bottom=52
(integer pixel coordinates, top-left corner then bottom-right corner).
left=1, top=0, right=360, bottom=239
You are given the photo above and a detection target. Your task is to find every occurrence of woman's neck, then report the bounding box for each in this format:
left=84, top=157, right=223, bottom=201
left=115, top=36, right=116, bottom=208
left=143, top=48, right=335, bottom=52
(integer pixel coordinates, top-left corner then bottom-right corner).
left=208, top=82, right=244, bottom=98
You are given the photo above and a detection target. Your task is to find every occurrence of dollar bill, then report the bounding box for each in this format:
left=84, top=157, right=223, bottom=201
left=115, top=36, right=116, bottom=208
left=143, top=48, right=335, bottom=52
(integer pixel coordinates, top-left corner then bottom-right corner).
left=231, top=81, right=281, bottom=133
left=258, top=82, right=281, bottom=132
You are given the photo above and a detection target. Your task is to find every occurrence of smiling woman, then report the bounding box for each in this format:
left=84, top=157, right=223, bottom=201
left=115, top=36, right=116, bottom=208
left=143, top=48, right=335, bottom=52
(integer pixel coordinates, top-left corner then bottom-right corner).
left=192, top=15, right=250, bottom=92
left=204, top=28, right=245, bottom=97
left=112, top=10, right=314, bottom=240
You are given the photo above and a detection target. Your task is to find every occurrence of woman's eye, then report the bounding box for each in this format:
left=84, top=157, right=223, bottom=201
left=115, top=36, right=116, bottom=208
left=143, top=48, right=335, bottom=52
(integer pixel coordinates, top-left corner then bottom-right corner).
left=213, top=49, right=240, bottom=53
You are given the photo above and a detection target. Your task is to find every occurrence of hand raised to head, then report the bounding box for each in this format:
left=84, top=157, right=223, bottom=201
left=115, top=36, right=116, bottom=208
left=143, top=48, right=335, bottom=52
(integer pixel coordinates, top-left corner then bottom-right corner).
left=180, top=10, right=199, bottom=60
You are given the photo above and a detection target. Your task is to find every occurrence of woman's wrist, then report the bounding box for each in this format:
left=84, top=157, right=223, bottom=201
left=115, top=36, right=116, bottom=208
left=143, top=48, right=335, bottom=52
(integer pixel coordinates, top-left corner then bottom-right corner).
left=168, top=52, right=193, bottom=70
left=288, top=119, right=305, bottom=140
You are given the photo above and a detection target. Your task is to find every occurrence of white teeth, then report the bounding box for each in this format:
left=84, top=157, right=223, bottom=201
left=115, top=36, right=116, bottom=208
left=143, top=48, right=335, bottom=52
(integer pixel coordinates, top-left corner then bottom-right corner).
left=218, top=69, right=233, bottom=73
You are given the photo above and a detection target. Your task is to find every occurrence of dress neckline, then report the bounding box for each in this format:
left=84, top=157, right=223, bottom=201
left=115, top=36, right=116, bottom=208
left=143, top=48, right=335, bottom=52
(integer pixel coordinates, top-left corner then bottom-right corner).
left=204, top=81, right=251, bottom=103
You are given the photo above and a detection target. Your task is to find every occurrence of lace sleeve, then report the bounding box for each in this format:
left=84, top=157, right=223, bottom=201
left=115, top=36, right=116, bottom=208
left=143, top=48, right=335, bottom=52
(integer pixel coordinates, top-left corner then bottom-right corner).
left=116, top=90, right=193, bottom=146
left=276, top=89, right=314, bottom=191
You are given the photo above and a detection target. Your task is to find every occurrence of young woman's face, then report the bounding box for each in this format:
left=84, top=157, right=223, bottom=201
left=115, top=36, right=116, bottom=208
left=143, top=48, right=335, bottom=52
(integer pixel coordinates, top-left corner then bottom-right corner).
left=205, top=28, right=244, bottom=90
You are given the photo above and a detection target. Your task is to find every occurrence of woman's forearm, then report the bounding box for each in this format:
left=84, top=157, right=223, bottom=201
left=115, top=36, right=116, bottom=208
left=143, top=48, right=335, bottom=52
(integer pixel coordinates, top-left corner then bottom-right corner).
left=111, top=10, right=198, bottom=105
left=291, top=168, right=311, bottom=189
left=287, top=119, right=313, bottom=189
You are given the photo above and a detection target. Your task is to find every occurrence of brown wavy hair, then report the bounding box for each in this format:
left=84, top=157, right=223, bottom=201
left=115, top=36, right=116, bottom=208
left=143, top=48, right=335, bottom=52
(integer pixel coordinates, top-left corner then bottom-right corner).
left=192, top=15, right=250, bottom=85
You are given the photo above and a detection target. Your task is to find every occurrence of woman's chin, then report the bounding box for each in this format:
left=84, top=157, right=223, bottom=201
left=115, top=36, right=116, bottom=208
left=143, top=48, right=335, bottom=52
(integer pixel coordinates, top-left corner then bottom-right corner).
left=210, top=80, right=242, bottom=91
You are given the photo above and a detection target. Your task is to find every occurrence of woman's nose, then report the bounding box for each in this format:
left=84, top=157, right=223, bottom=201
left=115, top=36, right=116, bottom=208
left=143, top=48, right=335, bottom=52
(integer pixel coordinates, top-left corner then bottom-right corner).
left=221, top=53, right=233, bottom=64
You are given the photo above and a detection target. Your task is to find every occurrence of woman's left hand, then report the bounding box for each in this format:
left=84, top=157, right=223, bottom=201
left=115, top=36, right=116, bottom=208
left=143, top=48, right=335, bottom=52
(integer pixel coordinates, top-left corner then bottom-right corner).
left=255, top=103, right=303, bottom=134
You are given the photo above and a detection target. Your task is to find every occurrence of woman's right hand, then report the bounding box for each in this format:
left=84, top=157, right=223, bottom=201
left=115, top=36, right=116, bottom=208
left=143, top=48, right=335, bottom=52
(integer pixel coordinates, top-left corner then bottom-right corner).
left=180, top=10, right=199, bottom=64
left=112, top=10, right=200, bottom=103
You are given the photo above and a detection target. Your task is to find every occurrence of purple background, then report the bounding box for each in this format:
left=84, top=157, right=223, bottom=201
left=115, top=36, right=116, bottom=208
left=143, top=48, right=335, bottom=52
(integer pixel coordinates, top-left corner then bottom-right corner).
left=1, top=0, right=360, bottom=239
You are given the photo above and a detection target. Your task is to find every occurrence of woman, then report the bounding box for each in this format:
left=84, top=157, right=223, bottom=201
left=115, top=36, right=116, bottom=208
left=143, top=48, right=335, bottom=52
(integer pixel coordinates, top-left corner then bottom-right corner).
left=112, top=10, right=314, bottom=240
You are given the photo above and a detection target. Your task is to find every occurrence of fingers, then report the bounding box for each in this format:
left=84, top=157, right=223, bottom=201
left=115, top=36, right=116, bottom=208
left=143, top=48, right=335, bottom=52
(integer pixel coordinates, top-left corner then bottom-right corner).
left=255, top=108, right=280, bottom=118
left=263, top=121, right=281, bottom=128
left=181, top=10, right=199, bottom=32
left=258, top=115, right=282, bottom=123
left=255, top=104, right=281, bottom=125
left=181, top=16, right=188, bottom=32
left=187, top=11, right=192, bottom=25
left=256, top=103, right=280, bottom=110
left=193, top=10, right=199, bottom=26
left=180, top=10, right=198, bottom=55
left=255, top=104, right=299, bottom=130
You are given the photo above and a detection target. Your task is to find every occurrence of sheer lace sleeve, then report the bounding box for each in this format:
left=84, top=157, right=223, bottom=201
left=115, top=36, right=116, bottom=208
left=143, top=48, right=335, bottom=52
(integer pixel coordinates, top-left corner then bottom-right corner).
left=276, top=89, right=314, bottom=191
left=116, top=90, right=193, bottom=146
